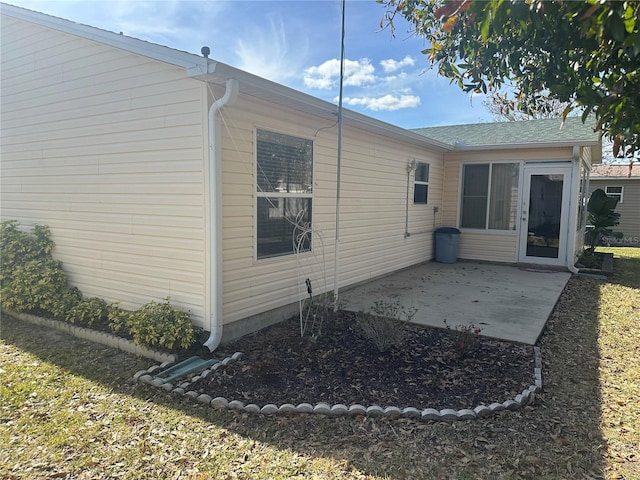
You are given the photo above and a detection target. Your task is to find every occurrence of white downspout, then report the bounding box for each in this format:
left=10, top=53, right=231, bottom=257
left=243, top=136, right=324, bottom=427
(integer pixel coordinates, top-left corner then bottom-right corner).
left=204, top=78, right=239, bottom=351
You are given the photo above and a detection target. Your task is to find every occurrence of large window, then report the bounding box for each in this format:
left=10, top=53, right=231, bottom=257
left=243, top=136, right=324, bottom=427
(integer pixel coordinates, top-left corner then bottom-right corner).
left=256, top=129, right=313, bottom=259
left=460, top=163, right=519, bottom=230
left=413, top=162, right=429, bottom=204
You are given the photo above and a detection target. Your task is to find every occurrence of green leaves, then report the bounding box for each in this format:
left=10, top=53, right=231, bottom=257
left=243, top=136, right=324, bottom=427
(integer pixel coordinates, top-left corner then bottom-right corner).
left=587, top=188, right=620, bottom=226
left=66, top=297, right=109, bottom=327
left=127, top=298, right=196, bottom=351
left=586, top=189, right=622, bottom=252
left=623, top=4, right=636, bottom=34
left=1, top=221, right=71, bottom=316
left=0, top=220, right=55, bottom=284
left=0, top=220, right=197, bottom=353
left=380, top=0, right=640, bottom=156
left=480, top=10, right=491, bottom=40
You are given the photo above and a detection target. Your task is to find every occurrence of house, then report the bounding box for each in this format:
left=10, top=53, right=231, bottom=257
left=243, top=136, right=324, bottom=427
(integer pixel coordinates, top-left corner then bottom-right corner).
left=0, top=4, right=601, bottom=348
left=414, top=120, right=600, bottom=264
left=589, top=164, right=640, bottom=246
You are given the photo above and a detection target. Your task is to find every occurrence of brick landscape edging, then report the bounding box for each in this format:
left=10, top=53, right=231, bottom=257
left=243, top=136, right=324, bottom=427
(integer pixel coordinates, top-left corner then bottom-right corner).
left=6, top=310, right=543, bottom=420
left=135, top=345, right=543, bottom=422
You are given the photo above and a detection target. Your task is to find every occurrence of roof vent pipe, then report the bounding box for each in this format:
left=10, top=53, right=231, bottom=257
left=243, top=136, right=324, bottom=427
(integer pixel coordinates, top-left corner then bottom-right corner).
left=204, top=78, right=239, bottom=352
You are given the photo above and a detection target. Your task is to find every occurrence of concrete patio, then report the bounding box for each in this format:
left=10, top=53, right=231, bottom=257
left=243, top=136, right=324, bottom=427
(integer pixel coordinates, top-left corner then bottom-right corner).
left=340, top=261, right=571, bottom=345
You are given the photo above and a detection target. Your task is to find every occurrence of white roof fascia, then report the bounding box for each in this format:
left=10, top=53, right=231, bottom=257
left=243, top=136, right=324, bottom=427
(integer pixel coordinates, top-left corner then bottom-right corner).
left=451, top=140, right=600, bottom=151
left=451, top=140, right=602, bottom=164
left=1, top=2, right=208, bottom=71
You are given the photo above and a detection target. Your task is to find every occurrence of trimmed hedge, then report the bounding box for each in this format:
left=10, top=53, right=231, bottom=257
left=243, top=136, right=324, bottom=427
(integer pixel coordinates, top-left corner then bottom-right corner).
left=1, top=220, right=197, bottom=352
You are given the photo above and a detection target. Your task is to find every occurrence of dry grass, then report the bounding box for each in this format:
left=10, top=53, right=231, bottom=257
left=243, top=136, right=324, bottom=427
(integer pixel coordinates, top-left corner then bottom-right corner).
left=1, top=247, right=638, bottom=479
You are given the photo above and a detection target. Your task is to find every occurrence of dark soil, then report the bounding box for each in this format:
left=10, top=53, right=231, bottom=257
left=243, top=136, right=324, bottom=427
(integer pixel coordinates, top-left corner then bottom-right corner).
left=188, top=313, right=535, bottom=410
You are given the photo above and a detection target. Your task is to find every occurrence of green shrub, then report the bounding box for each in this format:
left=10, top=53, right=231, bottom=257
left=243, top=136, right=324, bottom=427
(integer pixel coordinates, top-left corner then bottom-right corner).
left=586, top=188, right=623, bottom=253
left=1, top=220, right=54, bottom=284
left=50, top=287, right=83, bottom=321
left=1, top=220, right=196, bottom=353
left=66, top=297, right=109, bottom=327
left=127, top=298, right=196, bottom=351
left=107, top=303, right=132, bottom=334
left=1, top=257, right=72, bottom=316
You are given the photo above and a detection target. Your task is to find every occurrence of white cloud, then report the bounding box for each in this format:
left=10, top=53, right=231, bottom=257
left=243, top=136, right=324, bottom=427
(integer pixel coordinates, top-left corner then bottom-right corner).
left=234, top=15, right=308, bottom=84
left=304, top=59, right=341, bottom=89
left=340, top=94, right=421, bottom=111
left=304, top=58, right=376, bottom=90
left=380, top=55, right=415, bottom=73
left=382, top=72, right=408, bottom=84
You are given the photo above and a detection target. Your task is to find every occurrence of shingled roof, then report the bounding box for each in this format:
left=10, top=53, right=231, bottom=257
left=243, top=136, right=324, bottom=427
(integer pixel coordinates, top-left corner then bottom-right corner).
left=412, top=117, right=600, bottom=150
left=590, top=163, right=639, bottom=179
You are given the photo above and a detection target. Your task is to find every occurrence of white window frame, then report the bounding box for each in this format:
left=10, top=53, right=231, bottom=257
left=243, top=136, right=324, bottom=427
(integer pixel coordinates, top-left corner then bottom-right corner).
left=605, top=185, right=624, bottom=203
left=255, top=128, right=314, bottom=261
left=458, top=161, right=521, bottom=232
left=413, top=162, right=429, bottom=204
left=577, top=166, right=589, bottom=230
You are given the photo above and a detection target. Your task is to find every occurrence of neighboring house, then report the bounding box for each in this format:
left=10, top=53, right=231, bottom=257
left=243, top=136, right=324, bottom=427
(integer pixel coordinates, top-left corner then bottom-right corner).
left=0, top=4, right=601, bottom=347
left=589, top=164, right=640, bottom=246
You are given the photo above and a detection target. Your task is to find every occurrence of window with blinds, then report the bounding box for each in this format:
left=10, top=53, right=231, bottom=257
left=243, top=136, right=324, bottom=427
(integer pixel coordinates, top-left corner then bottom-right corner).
left=460, top=162, right=519, bottom=230
left=256, top=129, right=313, bottom=259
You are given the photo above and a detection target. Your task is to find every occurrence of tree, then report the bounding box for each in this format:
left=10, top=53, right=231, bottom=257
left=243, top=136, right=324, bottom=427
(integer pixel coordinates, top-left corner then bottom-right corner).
left=483, top=88, right=630, bottom=165
left=483, top=89, right=571, bottom=122
left=380, top=0, right=640, bottom=159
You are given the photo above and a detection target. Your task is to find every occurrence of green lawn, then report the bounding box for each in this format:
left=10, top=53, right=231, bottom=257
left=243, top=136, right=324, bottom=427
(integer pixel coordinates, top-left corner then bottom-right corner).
left=1, top=247, right=638, bottom=479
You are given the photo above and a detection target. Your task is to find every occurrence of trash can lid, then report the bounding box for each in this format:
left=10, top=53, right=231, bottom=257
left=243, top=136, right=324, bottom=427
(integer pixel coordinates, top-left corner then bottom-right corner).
left=435, top=227, right=461, bottom=234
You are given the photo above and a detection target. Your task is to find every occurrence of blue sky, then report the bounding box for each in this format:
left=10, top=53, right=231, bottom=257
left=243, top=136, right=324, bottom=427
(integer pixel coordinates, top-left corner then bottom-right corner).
left=6, top=0, right=495, bottom=128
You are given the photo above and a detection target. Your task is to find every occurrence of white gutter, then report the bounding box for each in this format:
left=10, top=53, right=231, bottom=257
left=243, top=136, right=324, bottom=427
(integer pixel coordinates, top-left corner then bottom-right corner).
left=451, top=140, right=600, bottom=151
left=204, top=78, right=239, bottom=351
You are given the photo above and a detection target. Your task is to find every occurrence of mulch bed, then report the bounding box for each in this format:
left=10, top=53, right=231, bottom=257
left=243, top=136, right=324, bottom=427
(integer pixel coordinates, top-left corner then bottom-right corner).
left=188, top=313, right=535, bottom=410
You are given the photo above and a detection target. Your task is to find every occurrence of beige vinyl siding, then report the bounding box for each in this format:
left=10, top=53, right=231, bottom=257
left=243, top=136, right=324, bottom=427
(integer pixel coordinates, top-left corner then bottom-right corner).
left=589, top=179, right=640, bottom=242
left=457, top=231, right=518, bottom=262
left=218, top=95, right=444, bottom=325
left=0, top=16, right=209, bottom=325
left=442, top=158, right=461, bottom=227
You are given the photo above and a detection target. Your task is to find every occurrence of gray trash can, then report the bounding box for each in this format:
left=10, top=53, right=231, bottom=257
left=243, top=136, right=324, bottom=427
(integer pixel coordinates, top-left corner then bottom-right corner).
left=435, top=227, right=461, bottom=263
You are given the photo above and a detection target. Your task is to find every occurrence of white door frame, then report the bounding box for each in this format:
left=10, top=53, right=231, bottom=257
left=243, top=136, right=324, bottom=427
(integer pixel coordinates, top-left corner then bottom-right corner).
left=518, top=164, right=573, bottom=265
